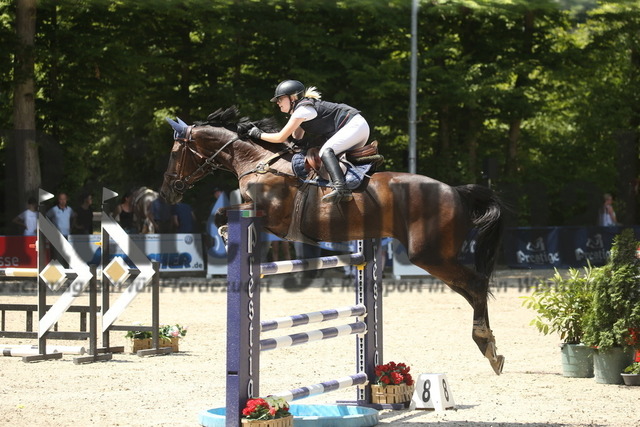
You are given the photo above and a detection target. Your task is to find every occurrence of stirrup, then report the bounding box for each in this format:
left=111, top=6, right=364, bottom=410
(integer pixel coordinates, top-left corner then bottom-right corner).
left=322, top=188, right=353, bottom=204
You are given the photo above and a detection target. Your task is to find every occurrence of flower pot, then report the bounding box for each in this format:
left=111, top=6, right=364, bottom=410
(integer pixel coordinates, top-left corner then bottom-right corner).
left=159, top=337, right=180, bottom=352
left=560, top=343, right=594, bottom=378
left=129, top=338, right=152, bottom=353
left=621, top=373, right=640, bottom=386
left=593, top=347, right=635, bottom=384
left=370, top=383, right=414, bottom=405
left=241, top=415, right=293, bottom=427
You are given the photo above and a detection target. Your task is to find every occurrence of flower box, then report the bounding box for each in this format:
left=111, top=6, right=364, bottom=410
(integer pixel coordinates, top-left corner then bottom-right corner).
left=159, top=336, right=180, bottom=352
left=241, top=415, right=293, bottom=427
left=129, top=338, right=152, bottom=353
left=370, top=383, right=415, bottom=404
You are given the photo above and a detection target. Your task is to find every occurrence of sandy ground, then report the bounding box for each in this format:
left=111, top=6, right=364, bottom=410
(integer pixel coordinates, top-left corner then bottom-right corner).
left=1, top=272, right=639, bottom=427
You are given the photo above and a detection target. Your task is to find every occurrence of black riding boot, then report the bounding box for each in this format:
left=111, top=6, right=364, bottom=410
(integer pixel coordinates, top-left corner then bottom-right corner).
left=321, top=148, right=353, bottom=204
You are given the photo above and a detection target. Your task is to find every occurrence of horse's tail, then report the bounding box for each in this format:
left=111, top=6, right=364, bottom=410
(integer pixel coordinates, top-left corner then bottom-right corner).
left=455, top=184, right=504, bottom=278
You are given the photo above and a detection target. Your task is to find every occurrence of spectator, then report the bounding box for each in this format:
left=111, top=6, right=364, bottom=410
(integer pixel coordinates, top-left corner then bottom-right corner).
left=46, top=192, right=73, bottom=238
left=74, top=192, right=94, bottom=234
left=13, top=197, right=38, bottom=236
left=598, top=193, right=619, bottom=226
left=172, top=202, right=197, bottom=233
left=150, top=195, right=173, bottom=233
left=114, top=191, right=136, bottom=233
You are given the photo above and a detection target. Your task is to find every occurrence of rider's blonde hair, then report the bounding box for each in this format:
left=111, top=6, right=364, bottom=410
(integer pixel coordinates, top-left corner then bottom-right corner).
left=291, top=86, right=321, bottom=101
left=303, top=86, right=321, bottom=99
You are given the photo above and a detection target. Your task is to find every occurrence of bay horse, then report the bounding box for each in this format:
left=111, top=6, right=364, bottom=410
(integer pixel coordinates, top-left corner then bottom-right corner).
left=160, top=107, right=505, bottom=374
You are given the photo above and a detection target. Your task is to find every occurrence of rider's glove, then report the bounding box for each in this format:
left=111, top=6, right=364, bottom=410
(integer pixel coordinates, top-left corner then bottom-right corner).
left=248, top=126, right=263, bottom=140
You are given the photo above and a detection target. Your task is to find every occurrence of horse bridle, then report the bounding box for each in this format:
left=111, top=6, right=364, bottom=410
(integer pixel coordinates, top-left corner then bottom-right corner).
left=165, top=126, right=238, bottom=194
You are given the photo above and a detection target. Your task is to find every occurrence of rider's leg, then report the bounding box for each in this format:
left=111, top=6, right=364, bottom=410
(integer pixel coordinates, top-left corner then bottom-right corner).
left=321, top=148, right=353, bottom=204
left=319, top=115, right=369, bottom=204
left=320, top=114, right=370, bottom=154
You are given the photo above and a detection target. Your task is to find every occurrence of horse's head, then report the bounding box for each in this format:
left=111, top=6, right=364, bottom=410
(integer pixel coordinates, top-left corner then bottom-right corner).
left=160, top=117, right=238, bottom=204
left=160, top=107, right=284, bottom=204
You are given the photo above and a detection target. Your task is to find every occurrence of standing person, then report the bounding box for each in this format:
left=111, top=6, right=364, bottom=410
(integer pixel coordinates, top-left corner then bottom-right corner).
left=12, top=197, right=38, bottom=236
left=74, top=192, right=94, bottom=234
left=113, top=191, right=136, bottom=233
left=46, top=192, right=74, bottom=238
left=172, top=202, right=197, bottom=233
left=599, top=193, right=619, bottom=226
left=150, top=195, right=173, bottom=233
left=242, top=80, right=370, bottom=204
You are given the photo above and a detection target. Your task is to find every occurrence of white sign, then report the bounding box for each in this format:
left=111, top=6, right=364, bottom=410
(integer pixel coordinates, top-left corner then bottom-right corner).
left=68, top=233, right=204, bottom=273
left=410, top=373, right=455, bottom=411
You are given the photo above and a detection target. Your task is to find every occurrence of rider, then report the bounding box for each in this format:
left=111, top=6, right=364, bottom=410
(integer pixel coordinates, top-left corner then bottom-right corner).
left=246, top=80, right=370, bottom=204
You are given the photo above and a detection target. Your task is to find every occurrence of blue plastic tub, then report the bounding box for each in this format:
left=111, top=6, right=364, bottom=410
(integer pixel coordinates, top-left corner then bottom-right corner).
left=199, top=404, right=379, bottom=427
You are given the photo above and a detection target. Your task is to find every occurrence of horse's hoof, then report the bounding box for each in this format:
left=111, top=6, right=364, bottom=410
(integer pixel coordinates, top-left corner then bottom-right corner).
left=218, top=225, right=229, bottom=248
left=490, top=354, right=505, bottom=375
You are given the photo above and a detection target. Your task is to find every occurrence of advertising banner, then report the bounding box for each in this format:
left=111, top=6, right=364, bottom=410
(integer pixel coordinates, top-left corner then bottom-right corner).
left=0, top=236, right=38, bottom=268
left=68, top=233, right=204, bottom=273
left=504, top=226, right=640, bottom=269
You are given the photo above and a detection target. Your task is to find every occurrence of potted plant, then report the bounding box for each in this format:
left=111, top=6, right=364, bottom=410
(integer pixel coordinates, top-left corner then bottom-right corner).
left=622, top=361, right=640, bottom=386
left=125, top=324, right=153, bottom=353
left=125, top=323, right=188, bottom=353
left=241, top=396, right=292, bottom=426
left=521, top=266, right=595, bottom=377
left=370, top=361, right=415, bottom=405
left=158, top=323, right=188, bottom=352
left=583, top=229, right=640, bottom=384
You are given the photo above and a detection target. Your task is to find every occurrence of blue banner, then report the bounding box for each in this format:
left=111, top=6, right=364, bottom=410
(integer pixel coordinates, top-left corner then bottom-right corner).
left=504, top=226, right=640, bottom=269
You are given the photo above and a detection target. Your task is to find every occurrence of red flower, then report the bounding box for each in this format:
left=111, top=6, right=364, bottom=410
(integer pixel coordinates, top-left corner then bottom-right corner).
left=391, top=372, right=403, bottom=385
left=374, top=361, right=413, bottom=386
left=242, top=398, right=269, bottom=418
left=404, top=373, right=414, bottom=386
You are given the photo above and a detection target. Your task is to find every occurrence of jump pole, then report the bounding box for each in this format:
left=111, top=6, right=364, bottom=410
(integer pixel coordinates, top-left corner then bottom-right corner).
left=224, top=209, right=384, bottom=426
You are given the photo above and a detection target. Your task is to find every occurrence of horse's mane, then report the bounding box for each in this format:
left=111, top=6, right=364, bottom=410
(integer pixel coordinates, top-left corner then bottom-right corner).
left=194, top=106, right=281, bottom=133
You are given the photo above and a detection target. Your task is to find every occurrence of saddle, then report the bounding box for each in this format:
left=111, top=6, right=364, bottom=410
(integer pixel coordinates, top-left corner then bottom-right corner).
left=304, top=141, right=384, bottom=172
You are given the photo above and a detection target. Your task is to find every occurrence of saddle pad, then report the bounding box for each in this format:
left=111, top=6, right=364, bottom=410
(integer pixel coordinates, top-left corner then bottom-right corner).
left=291, top=152, right=371, bottom=190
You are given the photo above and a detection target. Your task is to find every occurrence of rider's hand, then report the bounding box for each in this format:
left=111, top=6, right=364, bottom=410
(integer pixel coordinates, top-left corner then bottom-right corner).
left=248, top=126, right=263, bottom=140
left=236, top=122, right=253, bottom=139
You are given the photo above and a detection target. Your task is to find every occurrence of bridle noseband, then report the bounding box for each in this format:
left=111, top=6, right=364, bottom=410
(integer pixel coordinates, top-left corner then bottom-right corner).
left=165, top=126, right=238, bottom=194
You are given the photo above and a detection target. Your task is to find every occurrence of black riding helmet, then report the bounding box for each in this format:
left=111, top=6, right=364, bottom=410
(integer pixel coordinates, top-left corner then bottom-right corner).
left=270, top=80, right=305, bottom=103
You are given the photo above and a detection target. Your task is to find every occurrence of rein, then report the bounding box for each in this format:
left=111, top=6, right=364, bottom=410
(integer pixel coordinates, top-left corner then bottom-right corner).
left=167, top=126, right=297, bottom=194
left=237, top=144, right=298, bottom=179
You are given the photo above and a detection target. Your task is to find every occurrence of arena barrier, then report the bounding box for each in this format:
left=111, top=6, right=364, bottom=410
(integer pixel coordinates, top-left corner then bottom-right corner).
left=224, top=210, right=385, bottom=426
left=0, top=189, right=99, bottom=363
left=0, top=188, right=167, bottom=363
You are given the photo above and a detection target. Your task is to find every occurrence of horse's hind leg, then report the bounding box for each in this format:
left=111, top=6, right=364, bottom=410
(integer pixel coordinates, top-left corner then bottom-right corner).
left=413, top=258, right=505, bottom=375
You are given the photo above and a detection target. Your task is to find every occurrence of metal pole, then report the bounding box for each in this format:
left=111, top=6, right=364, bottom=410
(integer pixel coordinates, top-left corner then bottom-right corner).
left=409, top=0, right=419, bottom=174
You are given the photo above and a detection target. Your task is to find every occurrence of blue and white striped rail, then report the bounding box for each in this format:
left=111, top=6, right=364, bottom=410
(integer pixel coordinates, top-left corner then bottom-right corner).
left=260, top=304, right=366, bottom=332
left=260, top=322, right=367, bottom=351
left=272, top=373, right=368, bottom=402
left=260, top=253, right=365, bottom=276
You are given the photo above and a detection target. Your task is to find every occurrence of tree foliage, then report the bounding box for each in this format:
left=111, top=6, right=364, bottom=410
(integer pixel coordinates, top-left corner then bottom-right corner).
left=1, top=0, right=639, bottom=232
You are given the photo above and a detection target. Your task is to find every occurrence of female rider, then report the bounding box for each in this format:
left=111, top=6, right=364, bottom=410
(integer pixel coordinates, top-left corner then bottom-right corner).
left=246, top=80, right=370, bottom=204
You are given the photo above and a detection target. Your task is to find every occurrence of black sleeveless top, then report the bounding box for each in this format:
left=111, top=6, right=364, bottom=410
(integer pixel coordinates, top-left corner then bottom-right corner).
left=295, top=98, right=359, bottom=147
left=119, top=210, right=134, bottom=231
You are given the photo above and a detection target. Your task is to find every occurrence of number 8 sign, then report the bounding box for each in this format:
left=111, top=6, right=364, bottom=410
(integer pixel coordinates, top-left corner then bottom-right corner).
left=409, top=373, right=455, bottom=411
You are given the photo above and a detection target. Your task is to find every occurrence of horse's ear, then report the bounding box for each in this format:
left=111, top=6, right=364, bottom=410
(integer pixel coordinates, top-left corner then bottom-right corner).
left=165, top=117, right=188, bottom=139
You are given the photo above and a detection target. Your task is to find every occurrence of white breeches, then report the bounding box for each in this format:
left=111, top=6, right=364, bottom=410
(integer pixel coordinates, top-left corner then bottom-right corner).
left=319, top=114, right=370, bottom=157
